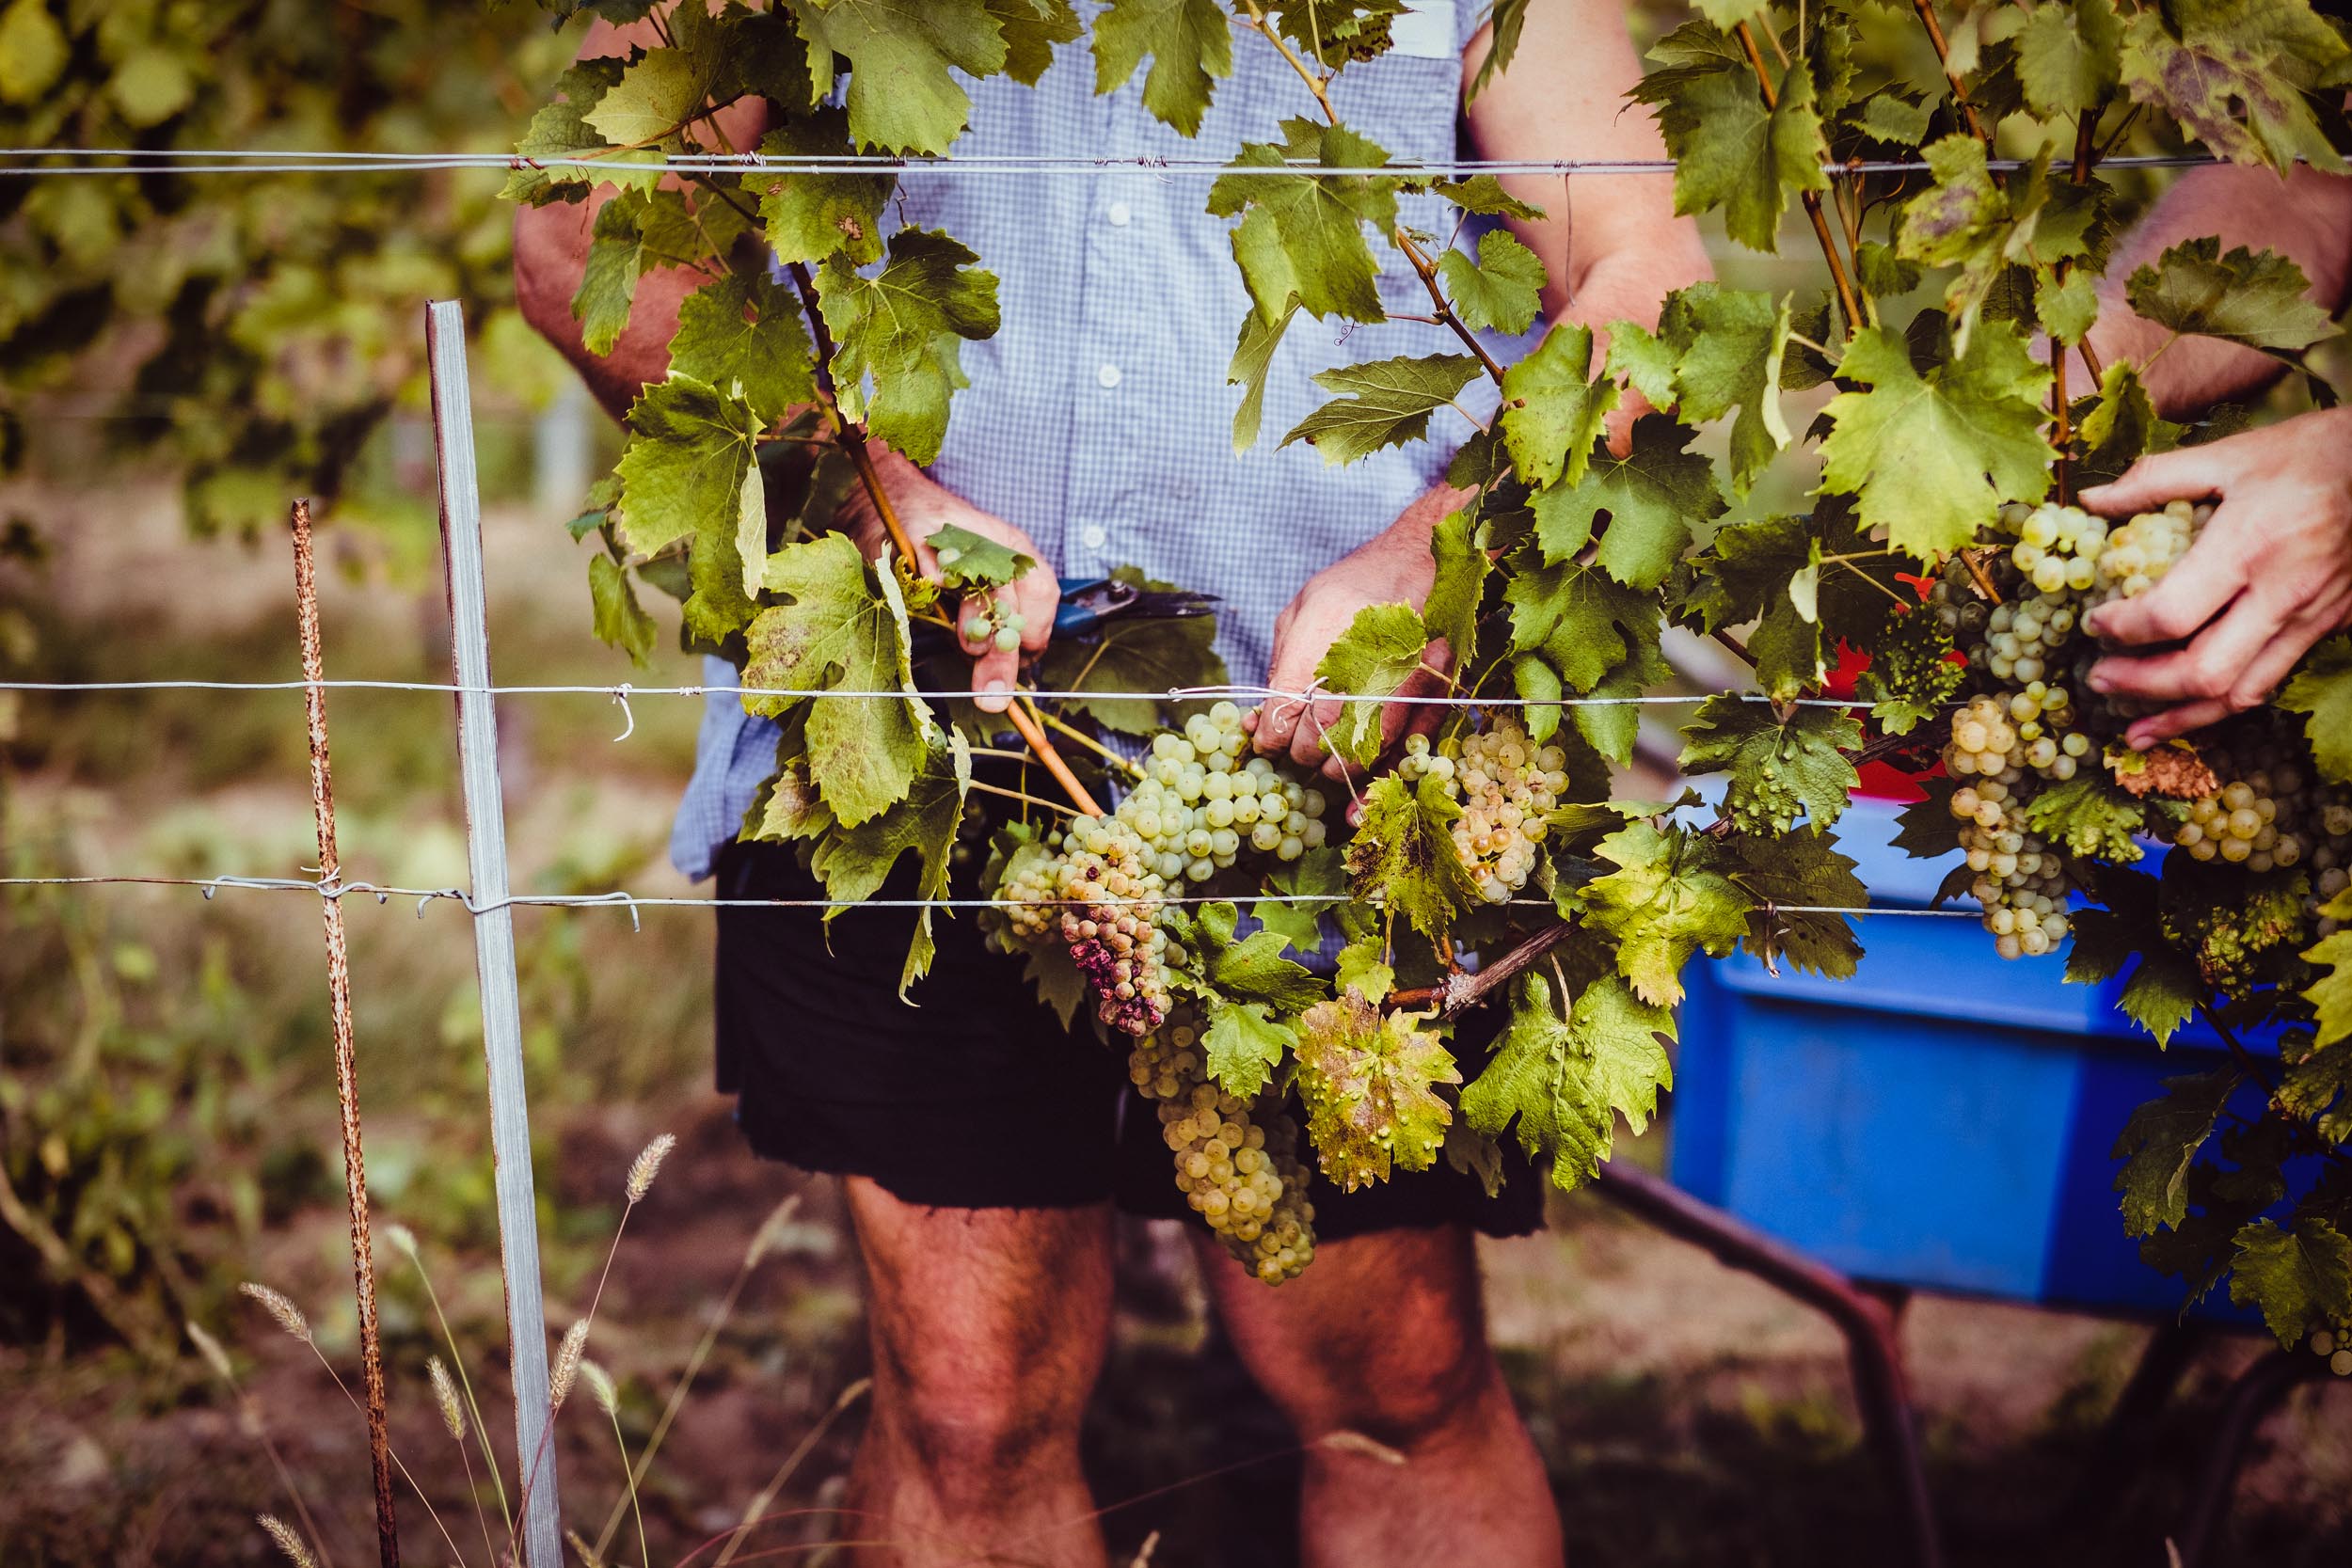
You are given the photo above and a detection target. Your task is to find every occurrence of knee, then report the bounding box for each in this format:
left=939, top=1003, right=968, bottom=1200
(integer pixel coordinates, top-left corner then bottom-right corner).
left=871, top=1334, right=1088, bottom=1482
left=1269, top=1327, right=1500, bottom=1453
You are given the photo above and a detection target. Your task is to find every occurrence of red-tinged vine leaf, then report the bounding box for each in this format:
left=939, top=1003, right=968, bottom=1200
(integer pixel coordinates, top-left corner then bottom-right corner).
left=743, top=532, right=937, bottom=827
left=588, top=554, right=659, bottom=668
left=2229, top=1216, right=2352, bottom=1347
left=790, top=0, right=1008, bottom=154
left=1227, top=293, right=1299, bottom=452
left=1504, top=555, right=1661, bottom=694
left=2126, top=238, right=2341, bottom=359
left=505, top=58, right=663, bottom=204
left=755, top=111, right=894, bottom=266
left=613, top=372, right=767, bottom=638
left=2016, top=0, right=2122, bottom=117
left=2120, top=4, right=2348, bottom=177
left=927, top=523, right=1035, bottom=590
left=1899, top=141, right=2103, bottom=354
left=1314, top=602, right=1430, bottom=768
left=2018, top=776, right=2149, bottom=863
left=1530, top=416, right=1724, bottom=591
left=1576, top=822, right=1749, bottom=1006
left=1438, top=229, right=1545, bottom=335
left=1282, top=353, right=1484, bottom=466
left=1632, top=23, right=1829, bottom=254
left=1460, top=970, right=1673, bottom=1190
left=1346, top=771, right=1479, bottom=945
left=1677, top=694, right=1861, bottom=833
left=987, top=0, right=1081, bottom=84
left=2113, top=1069, right=2239, bottom=1237
left=1421, top=508, right=1486, bottom=673
left=1430, top=174, right=1545, bottom=222
left=2279, top=636, right=2352, bottom=785
left=806, top=732, right=971, bottom=993
left=1498, top=323, right=1615, bottom=490
left=818, top=227, right=1000, bottom=466
left=1207, top=119, right=1398, bottom=324
left=668, top=271, right=813, bottom=427
left=1093, top=0, right=1232, bottom=137
left=1724, top=830, right=1867, bottom=979
left=1202, top=999, right=1296, bottom=1101
left=1295, top=990, right=1461, bottom=1190
left=1818, top=317, right=2053, bottom=562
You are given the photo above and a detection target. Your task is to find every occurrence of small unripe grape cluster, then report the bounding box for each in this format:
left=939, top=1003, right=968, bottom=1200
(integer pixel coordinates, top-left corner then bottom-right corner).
left=1130, top=1016, right=1316, bottom=1284
left=952, top=584, right=1029, bottom=655
left=1396, top=718, right=1567, bottom=903
left=1944, top=695, right=2073, bottom=958
left=1125, top=702, right=1327, bottom=881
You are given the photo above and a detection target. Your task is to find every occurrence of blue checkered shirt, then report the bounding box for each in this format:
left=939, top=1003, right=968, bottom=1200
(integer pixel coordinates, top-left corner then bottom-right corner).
left=673, top=0, right=1541, bottom=878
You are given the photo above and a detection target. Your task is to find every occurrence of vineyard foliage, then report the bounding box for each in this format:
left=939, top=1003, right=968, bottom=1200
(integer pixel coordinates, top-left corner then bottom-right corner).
left=516, top=1, right=2352, bottom=1335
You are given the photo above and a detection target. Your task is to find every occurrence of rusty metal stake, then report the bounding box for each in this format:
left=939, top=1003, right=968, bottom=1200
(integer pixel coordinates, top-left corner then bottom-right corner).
left=291, top=498, right=401, bottom=1568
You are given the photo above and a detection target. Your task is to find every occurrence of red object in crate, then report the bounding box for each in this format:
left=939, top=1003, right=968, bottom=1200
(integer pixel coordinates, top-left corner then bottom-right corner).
left=1828, top=641, right=1946, bottom=804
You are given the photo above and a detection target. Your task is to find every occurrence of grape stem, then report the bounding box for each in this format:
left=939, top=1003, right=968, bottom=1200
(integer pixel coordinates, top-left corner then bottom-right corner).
left=1386, top=921, right=1575, bottom=1016
left=1908, top=0, right=1991, bottom=150
left=1392, top=228, right=1509, bottom=387
left=2197, top=1001, right=2279, bottom=1094
left=1006, top=699, right=1104, bottom=816
left=1734, top=23, right=1863, bottom=337
left=1028, top=704, right=1147, bottom=781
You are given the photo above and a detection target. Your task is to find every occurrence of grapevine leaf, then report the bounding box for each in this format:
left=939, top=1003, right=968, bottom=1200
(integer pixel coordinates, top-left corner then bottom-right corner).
left=1633, top=25, right=1829, bottom=253
left=1513, top=654, right=1563, bottom=744
left=2038, top=269, right=2101, bottom=345
left=987, top=0, right=1081, bottom=83
left=613, top=372, right=767, bottom=636
left=1200, top=922, right=1327, bottom=1013
left=2125, top=238, right=2340, bottom=356
left=1676, top=502, right=1893, bottom=700
left=1659, top=284, right=1792, bottom=496
left=1227, top=294, right=1300, bottom=452
left=668, top=270, right=814, bottom=426
left=2303, top=927, right=2352, bottom=1047
left=1202, top=1000, right=1296, bottom=1101
left=2113, top=1068, right=2238, bottom=1236
left=2279, top=636, right=2352, bottom=784
left=1263, top=0, right=1410, bottom=63
left=1531, top=416, right=1724, bottom=591
left=1568, top=637, right=1669, bottom=769
left=1678, top=695, right=1863, bottom=832
left=2067, top=877, right=2201, bottom=1045
left=1431, top=174, right=1545, bottom=222
left=1604, top=321, right=1679, bottom=411
left=928, top=523, right=1035, bottom=589
left=504, top=59, right=664, bottom=203
left=1893, top=774, right=1964, bottom=861
left=1093, top=0, right=1233, bottom=137
left=1314, top=603, right=1431, bottom=768
left=1578, top=822, right=1749, bottom=1006
left=1818, top=317, right=2054, bottom=561
left=588, top=554, right=660, bottom=667
left=2120, top=6, right=2347, bottom=176
left=818, top=227, right=1001, bottom=466
left=2016, top=0, right=2123, bottom=117
left=1335, top=935, right=1395, bottom=1004
left=1282, top=353, right=1484, bottom=465
left=2018, top=776, right=2147, bottom=863
left=1255, top=846, right=1345, bottom=953
left=1296, top=991, right=1461, bottom=1190
left=1725, top=831, right=1867, bottom=978
left=755, top=111, right=894, bottom=266
left=574, top=196, right=648, bottom=356
left=2078, top=360, right=2183, bottom=484
left=1438, top=230, right=1546, bottom=335
left=2229, top=1217, right=2352, bottom=1347
left=1462, top=969, right=1674, bottom=1189
left=1854, top=239, right=1924, bottom=301
left=582, top=40, right=714, bottom=147
left=1422, top=508, right=1487, bottom=670
left=2276, top=1036, right=2352, bottom=1144
left=743, top=532, right=936, bottom=827
left=1505, top=556, right=1661, bottom=693
left=1207, top=119, right=1398, bottom=324
left=806, top=733, right=971, bottom=992
left=1899, top=142, right=2102, bottom=353
left=791, top=0, right=1008, bottom=154
left=1346, top=771, right=1479, bottom=944
left=1467, top=0, right=1529, bottom=101
left=1023, top=942, right=1090, bottom=1030
left=1499, top=324, right=1616, bottom=490
left=1855, top=608, right=1964, bottom=736
left=0, top=0, right=69, bottom=104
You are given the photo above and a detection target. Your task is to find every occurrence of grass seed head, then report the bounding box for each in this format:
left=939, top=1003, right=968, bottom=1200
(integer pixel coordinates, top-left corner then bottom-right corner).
left=427, top=1354, right=467, bottom=1440
left=239, top=1283, right=311, bottom=1344
left=550, top=1318, right=590, bottom=1410
left=746, top=1195, right=803, bottom=1268
left=186, top=1322, right=236, bottom=1383
left=581, top=1358, right=619, bottom=1417
left=257, top=1514, right=318, bottom=1568
left=626, top=1132, right=676, bottom=1203
left=383, top=1222, right=419, bottom=1260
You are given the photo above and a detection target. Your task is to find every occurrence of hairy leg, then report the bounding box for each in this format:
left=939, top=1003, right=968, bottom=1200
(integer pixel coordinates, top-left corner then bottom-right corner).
left=841, top=1178, right=1117, bottom=1568
left=1200, top=1224, right=1562, bottom=1568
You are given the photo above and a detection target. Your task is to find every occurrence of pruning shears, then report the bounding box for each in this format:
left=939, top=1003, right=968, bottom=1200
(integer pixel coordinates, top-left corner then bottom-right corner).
left=910, top=575, right=1217, bottom=660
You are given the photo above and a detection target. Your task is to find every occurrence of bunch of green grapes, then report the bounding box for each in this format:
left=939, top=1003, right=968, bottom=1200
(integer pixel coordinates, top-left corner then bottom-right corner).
left=1395, top=717, right=1568, bottom=903
left=1126, top=702, right=1328, bottom=880
left=2307, top=1323, right=2352, bottom=1379
left=1944, top=694, right=2074, bottom=958
left=1130, top=1014, right=1316, bottom=1284
left=1026, top=816, right=1176, bottom=1034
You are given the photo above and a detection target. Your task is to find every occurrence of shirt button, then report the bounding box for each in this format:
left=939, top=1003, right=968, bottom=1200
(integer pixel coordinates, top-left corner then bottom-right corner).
left=1107, top=201, right=1132, bottom=227
left=1081, top=523, right=1108, bottom=549
left=1096, top=363, right=1122, bottom=389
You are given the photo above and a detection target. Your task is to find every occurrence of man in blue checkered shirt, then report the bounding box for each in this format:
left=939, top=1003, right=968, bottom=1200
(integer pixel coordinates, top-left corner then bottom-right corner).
left=520, top=4, right=1708, bottom=1562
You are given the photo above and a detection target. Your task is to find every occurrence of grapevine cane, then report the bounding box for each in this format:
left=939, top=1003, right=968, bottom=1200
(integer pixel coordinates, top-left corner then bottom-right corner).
left=289, top=499, right=401, bottom=1568
left=1907, top=0, right=1990, bottom=149
left=1733, top=23, right=1862, bottom=335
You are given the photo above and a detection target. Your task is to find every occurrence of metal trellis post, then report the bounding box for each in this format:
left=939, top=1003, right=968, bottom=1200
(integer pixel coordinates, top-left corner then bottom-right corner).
left=427, top=298, right=563, bottom=1568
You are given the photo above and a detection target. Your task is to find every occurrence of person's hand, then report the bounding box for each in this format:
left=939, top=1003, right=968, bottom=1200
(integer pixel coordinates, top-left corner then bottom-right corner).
left=1249, top=494, right=1458, bottom=784
left=2082, top=409, right=2352, bottom=749
left=840, top=451, right=1057, bottom=714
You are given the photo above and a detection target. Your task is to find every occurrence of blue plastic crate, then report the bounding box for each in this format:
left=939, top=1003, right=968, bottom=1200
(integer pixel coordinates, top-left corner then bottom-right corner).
left=1669, top=797, right=2317, bottom=1323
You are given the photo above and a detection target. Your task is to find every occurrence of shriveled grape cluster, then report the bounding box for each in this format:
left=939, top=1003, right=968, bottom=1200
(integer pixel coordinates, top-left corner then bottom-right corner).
left=999, top=815, right=1173, bottom=1034
left=1395, top=718, right=1567, bottom=903
left=1130, top=1014, right=1316, bottom=1285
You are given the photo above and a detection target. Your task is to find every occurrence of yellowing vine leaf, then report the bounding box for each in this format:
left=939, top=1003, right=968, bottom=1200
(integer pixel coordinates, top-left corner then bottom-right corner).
left=1295, top=990, right=1460, bottom=1190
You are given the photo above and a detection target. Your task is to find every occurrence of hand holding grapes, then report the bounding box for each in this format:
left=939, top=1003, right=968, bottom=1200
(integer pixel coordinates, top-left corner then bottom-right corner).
left=840, top=449, right=1059, bottom=713
left=2081, top=410, right=2352, bottom=749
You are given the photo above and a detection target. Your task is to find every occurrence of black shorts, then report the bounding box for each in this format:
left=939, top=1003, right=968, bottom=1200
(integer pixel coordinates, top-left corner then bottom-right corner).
left=711, top=838, right=1545, bottom=1241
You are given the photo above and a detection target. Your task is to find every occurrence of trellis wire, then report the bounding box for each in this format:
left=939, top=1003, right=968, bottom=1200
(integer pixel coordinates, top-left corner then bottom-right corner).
left=0, top=148, right=2246, bottom=179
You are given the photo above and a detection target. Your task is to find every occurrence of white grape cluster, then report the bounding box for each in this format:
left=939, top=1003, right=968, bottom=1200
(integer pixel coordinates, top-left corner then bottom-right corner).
left=1945, top=695, right=2074, bottom=958
left=1395, top=717, right=1568, bottom=903
left=1125, top=702, right=1328, bottom=880
left=1131, top=1014, right=1316, bottom=1284
left=2307, top=1324, right=2352, bottom=1379
left=998, top=816, right=1174, bottom=1035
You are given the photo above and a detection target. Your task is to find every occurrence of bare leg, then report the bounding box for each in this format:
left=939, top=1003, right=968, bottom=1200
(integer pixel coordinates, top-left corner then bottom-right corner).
left=841, top=1178, right=1117, bottom=1568
left=1200, top=1225, right=1562, bottom=1568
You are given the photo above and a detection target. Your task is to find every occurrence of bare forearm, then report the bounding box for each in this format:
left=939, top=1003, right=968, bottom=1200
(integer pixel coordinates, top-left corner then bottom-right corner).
left=2088, top=163, right=2352, bottom=417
